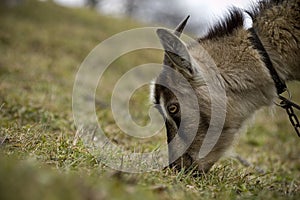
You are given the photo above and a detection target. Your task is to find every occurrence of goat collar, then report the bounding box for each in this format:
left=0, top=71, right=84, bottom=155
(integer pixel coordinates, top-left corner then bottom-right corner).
left=248, top=27, right=287, bottom=95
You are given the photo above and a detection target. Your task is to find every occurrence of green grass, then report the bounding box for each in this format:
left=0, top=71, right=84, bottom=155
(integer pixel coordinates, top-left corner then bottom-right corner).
left=0, top=1, right=299, bottom=199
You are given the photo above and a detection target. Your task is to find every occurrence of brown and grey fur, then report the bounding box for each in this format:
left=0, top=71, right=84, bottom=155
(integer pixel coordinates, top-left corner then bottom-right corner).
left=152, top=0, right=300, bottom=173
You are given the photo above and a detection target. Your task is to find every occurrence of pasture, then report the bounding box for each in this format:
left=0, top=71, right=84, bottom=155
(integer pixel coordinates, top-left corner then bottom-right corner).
left=0, top=1, right=299, bottom=199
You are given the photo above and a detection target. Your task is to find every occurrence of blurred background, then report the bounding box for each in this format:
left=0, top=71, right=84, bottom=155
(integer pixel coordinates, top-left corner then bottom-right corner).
left=2, top=0, right=257, bottom=35
left=58, top=0, right=257, bottom=35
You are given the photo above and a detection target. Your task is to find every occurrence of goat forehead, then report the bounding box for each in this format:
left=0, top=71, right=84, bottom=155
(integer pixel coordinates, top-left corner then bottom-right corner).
left=155, top=84, right=179, bottom=104
left=149, top=80, right=164, bottom=105
left=150, top=73, right=171, bottom=105
left=158, top=95, right=170, bottom=120
left=149, top=80, right=157, bottom=104
left=151, top=67, right=193, bottom=107
left=152, top=89, right=177, bottom=122
left=151, top=82, right=179, bottom=106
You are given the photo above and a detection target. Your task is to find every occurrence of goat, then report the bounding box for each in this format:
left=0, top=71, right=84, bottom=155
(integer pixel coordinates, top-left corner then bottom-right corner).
left=151, top=0, right=299, bottom=173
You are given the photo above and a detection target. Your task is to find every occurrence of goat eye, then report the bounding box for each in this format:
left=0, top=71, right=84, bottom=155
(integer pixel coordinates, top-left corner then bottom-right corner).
left=167, top=104, right=178, bottom=114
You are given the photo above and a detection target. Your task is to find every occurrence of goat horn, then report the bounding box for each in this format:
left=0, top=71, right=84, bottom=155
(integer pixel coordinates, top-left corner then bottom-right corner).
left=174, top=15, right=190, bottom=37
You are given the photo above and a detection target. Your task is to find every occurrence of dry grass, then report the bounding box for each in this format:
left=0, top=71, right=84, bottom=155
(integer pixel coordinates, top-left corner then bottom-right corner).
left=0, top=1, right=299, bottom=199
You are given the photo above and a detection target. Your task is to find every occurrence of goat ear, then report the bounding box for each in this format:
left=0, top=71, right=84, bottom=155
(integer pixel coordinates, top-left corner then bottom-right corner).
left=157, top=28, right=197, bottom=77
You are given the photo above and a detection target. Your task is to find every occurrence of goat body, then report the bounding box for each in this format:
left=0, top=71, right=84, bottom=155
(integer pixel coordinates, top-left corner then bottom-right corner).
left=152, top=0, right=300, bottom=172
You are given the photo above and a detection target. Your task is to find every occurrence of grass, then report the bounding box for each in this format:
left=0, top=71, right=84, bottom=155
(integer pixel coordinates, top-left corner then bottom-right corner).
left=0, top=0, right=299, bottom=199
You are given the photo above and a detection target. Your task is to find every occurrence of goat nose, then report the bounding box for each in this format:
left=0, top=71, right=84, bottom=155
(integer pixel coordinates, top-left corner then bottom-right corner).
left=168, top=162, right=175, bottom=169
left=168, top=153, right=194, bottom=169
